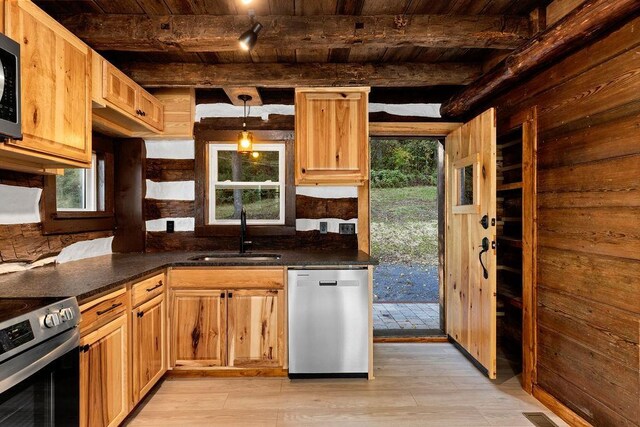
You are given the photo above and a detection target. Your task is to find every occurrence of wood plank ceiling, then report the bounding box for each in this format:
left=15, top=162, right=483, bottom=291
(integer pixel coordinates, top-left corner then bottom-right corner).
left=34, top=0, right=548, bottom=106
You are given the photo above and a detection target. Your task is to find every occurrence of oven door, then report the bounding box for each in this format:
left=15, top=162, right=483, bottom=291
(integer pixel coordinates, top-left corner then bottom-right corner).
left=0, top=328, right=79, bottom=427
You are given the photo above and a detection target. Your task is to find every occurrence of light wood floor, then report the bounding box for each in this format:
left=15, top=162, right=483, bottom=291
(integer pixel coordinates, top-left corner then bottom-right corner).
left=125, top=343, right=567, bottom=427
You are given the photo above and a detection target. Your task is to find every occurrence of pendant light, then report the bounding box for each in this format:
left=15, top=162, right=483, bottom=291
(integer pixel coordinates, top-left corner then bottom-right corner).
left=237, top=95, right=254, bottom=153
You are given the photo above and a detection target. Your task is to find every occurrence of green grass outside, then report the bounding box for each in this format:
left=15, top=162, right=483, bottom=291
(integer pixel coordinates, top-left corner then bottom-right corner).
left=371, top=186, right=438, bottom=265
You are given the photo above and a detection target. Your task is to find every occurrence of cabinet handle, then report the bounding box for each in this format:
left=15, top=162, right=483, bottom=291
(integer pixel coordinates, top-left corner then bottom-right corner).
left=228, top=292, right=233, bottom=299
left=96, top=302, right=122, bottom=316
left=79, top=344, right=90, bottom=353
left=137, top=311, right=144, bottom=318
left=141, top=111, right=146, bottom=116
left=221, top=292, right=225, bottom=298
left=301, top=168, right=306, bottom=174
left=146, top=281, right=163, bottom=292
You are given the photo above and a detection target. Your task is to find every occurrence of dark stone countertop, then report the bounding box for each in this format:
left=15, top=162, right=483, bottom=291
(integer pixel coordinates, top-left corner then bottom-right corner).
left=0, top=250, right=377, bottom=304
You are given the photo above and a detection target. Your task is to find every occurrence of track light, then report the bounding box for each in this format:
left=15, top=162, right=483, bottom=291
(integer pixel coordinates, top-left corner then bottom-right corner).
left=238, top=22, right=263, bottom=51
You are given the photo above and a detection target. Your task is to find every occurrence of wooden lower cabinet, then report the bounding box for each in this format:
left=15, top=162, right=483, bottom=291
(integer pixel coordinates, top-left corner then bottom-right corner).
left=79, top=313, right=128, bottom=427
left=171, top=290, right=227, bottom=368
left=131, top=294, right=166, bottom=404
left=227, top=289, right=284, bottom=368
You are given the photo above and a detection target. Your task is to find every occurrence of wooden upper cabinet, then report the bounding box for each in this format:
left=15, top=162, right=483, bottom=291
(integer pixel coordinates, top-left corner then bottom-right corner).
left=103, top=62, right=137, bottom=117
left=79, top=313, right=129, bottom=427
left=92, top=53, right=164, bottom=136
left=171, top=290, right=226, bottom=369
left=295, top=87, right=370, bottom=185
left=227, top=289, right=284, bottom=368
left=131, top=294, right=166, bottom=405
left=2, top=0, right=91, bottom=167
left=137, top=89, right=164, bottom=130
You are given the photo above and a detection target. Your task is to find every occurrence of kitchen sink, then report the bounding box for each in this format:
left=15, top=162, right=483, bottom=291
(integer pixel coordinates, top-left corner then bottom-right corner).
left=189, top=253, right=282, bottom=262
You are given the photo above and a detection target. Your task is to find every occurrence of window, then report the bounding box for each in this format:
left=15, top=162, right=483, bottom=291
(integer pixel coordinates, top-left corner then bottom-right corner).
left=42, top=134, right=115, bottom=234
left=452, top=154, right=480, bottom=215
left=207, top=143, right=285, bottom=225
left=56, top=153, right=105, bottom=212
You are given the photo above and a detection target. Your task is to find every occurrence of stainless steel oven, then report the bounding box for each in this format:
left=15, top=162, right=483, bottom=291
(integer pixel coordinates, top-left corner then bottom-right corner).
left=0, top=32, right=21, bottom=140
left=0, top=297, right=80, bottom=426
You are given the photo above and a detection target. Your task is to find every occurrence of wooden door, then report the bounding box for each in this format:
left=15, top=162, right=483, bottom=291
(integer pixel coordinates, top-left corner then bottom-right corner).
left=295, top=88, right=369, bottom=185
left=137, top=89, right=164, bottom=131
left=171, top=290, right=226, bottom=368
left=227, top=289, right=284, bottom=368
left=444, top=108, right=497, bottom=378
left=79, top=313, right=128, bottom=427
left=132, top=294, right=166, bottom=405
left=4, top=0, right=91, bottom=164
left=103, top=62, right=137, bottom=116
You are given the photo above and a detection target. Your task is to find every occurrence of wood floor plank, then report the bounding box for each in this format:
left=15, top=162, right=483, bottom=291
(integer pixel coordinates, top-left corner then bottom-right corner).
left=127, top=344, right=567, bottom=426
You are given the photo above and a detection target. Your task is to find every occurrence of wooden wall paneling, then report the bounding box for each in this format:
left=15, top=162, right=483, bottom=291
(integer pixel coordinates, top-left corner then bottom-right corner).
left=537, top=328, right=639, bottom=424
left=532, top=385, right=591, bottom=427
left=144, top=199, right=195, bottom=220
left=113, top=138, right=146, bottom=252
left=146, top=159, right=195, bottom=182
left=546, top=0, right=588, bottom=27
left=521, top=107, right=537, bottom=393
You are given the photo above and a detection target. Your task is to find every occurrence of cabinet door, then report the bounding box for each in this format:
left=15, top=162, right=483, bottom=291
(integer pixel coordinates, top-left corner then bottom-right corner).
left=103, top=62, right=137, bottom=117
left=171, top=290, right=226, bottom=368
left=132, top=294, right=166, bottom=405
left=5, top=1, right=91, bottom=164
left=295, top=89, right=369, bottom=185
left=137, top=89, right=164, bottom=131
left=227, top=289, right=284, bottom=368
left=79, top=313, right=128, bottom=427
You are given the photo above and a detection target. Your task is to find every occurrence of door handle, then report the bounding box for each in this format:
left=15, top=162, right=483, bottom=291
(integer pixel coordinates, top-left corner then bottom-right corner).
left=479, top=237, right=490, bottom=280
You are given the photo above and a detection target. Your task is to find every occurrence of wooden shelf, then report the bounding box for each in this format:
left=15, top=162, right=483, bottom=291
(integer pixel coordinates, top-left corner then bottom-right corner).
left=498, top=236, right=523, bottom=249
left=497, top=139, right=522, bottom=150
left=497, top=265, right=522, bottom=275
left=500, top=216, right=522, bottom=222
left=497, top=286, right=523, bottom=309
left=497, top=182, right=523, bottom=191
left=499, top=163, right=522, bottom=173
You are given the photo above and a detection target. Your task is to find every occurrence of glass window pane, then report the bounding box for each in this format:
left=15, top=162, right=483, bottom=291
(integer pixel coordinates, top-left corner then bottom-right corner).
left=56, top=169, right=86, bottom=210
left=458, top=165, right=474, bottom=206
left=217, top=151, right=279, bottom=182
left=96, top=157, right=106, bottom=211
left=215, top=188, right=280, bottom=221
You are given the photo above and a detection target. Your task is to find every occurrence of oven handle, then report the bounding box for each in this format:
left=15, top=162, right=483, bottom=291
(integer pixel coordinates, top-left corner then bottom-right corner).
left=0, top=327, right=79, bottom=394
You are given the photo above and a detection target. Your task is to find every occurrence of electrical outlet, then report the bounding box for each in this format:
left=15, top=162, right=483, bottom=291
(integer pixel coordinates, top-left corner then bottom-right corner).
left=319, top=221, right=328, bottom=234
left=339, top=223, right=356, bottom=235
left=166, top=220, right=175, bottom=233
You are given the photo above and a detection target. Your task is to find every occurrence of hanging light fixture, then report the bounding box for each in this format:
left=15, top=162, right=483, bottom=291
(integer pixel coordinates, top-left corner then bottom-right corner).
left=238, top=22, right=263, bottom=51
left=237, top=94, right=254, bottom=153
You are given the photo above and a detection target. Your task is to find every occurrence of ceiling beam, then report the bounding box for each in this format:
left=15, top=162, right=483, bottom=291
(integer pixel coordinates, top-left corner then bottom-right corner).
left=121, top=62, right=481, bottom=88
left=223, top=87, right=263, bottom=106
left=60, top=14, right=531, bottom=52
left=441, top=0, right=640, bottom=117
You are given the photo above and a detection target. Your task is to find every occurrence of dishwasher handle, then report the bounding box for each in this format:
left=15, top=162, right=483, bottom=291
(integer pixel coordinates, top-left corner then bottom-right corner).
left=319, top=280, right=338, bottom=286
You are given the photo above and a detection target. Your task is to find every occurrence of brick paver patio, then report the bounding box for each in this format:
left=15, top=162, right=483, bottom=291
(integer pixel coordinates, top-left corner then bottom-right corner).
left=373, top=302, right=441, bottom=331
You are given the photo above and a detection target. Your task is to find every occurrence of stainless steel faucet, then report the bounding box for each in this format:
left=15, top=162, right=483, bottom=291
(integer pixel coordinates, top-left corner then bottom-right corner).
left=240, top=208, right=251, bottom=253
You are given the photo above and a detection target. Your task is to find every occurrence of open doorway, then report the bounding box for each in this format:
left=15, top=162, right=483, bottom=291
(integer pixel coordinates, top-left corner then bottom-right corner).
left=370, top=137, right=445, bottom=338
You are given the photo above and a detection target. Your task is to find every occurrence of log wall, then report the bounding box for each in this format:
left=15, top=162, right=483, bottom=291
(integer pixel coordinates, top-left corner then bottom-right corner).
left=0, top=170, right=112, bottom=263
left=489, top=16, right=640, bottom=426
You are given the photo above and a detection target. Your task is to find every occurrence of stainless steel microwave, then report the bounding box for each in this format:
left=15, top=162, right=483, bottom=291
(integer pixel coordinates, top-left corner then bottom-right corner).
left=0, top=32, right=21, bottom=140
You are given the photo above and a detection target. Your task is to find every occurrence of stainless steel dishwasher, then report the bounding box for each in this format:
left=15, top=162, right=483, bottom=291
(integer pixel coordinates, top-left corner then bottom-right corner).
left=288, top=268, right=369, bottom=378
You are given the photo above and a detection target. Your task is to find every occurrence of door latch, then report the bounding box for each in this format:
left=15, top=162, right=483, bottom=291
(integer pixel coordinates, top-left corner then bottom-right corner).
left=480, top=215, right=496, bottom=230
left=479, top=237, right=491, bottom=279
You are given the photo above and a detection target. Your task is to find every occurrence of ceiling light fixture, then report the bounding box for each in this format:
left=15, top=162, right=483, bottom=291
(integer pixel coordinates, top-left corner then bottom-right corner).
left=237, top=94, right=254, bottom=153
left=241, top=0, right=253, bottom=4
left=238, top=22, right=263, bottom=51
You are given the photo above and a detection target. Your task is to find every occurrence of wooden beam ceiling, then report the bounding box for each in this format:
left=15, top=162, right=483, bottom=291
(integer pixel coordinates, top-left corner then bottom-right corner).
left=122, top=62, right=481, bottom=88
left=60, top=14, right=531, bottom=52
left=441, top=0, right=640, bottom=117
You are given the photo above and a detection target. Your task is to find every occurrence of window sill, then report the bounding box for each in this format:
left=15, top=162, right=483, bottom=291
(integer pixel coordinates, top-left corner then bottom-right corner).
left=195, top=225, right=296, bottom=237
left=53, top=211, right=114, bottom=220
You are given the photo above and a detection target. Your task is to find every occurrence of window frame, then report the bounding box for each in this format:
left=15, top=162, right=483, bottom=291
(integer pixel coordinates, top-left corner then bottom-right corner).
left=451, top=153, right=481, bottom=215
left=194, top=130, right=295, bottom=237
left=208, top=143, right=286, bottom=226
left=42, top=134, right=115, bottom=235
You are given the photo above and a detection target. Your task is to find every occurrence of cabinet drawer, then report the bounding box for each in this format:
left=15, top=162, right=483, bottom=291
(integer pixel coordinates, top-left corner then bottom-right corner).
left=170, top=268, right=284, bottom=289
left=79, top=288, right=127, bottom=334
left=131, top=273, right=165, bottom=307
